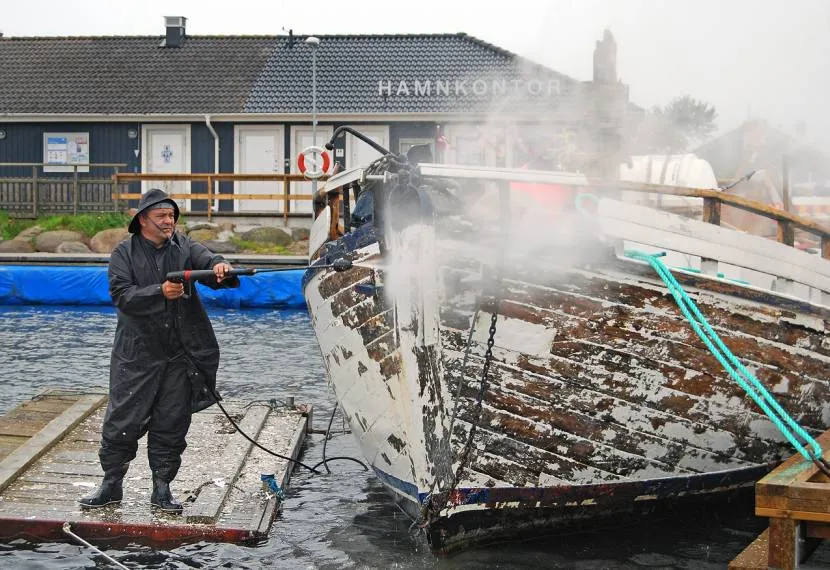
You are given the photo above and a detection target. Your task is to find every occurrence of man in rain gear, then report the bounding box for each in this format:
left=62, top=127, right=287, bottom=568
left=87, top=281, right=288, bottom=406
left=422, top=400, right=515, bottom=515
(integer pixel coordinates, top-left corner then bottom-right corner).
left=79, top=188, right=239, bottom=513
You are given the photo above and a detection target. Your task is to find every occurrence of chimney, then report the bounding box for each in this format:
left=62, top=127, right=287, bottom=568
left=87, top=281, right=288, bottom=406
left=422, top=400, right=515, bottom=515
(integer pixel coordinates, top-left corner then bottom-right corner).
left=161, top=16, right=186, bottom=48
left=593, top=29, right=617, bottom=84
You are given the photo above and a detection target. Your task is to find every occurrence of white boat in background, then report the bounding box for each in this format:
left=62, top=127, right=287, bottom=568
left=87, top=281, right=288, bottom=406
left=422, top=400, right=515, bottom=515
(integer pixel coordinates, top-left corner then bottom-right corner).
left=302, top=129, right=830, bottom=553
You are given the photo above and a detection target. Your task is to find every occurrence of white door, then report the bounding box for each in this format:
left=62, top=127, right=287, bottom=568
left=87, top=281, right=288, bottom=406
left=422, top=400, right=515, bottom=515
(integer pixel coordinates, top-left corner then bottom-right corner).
left=291, top=126, right=333, bottom=214
left=235, top=125, right=285, bottom=213
left=142, top=125, right=191, bottom=210
left=346, top=125, right=390, bottom=169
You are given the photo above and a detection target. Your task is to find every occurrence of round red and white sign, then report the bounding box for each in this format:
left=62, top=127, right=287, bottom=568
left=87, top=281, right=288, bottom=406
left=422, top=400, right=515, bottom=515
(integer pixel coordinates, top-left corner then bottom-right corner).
left=297, top=146, right=331, bottom=179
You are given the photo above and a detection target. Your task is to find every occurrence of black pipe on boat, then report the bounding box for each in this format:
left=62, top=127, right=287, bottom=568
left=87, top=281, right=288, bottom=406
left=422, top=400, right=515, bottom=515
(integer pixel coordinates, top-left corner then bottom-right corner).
left=324, top=126, right=393, bottom=156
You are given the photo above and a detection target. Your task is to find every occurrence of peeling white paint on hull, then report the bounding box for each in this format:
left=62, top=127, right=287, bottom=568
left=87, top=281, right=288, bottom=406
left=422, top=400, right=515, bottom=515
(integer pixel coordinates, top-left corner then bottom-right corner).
left=303, top=179, right=830, bottom=553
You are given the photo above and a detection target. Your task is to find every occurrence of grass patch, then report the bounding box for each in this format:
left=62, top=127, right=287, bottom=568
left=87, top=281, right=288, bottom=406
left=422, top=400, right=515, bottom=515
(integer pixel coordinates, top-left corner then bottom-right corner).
left=229, top=236, right=288, bottom=254
left=0, top=211, right=131, bottom=240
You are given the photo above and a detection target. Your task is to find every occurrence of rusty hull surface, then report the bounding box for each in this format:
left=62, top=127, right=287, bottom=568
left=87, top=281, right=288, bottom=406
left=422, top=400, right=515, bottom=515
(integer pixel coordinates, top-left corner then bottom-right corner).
left=309, top=231, right=830, bottom=551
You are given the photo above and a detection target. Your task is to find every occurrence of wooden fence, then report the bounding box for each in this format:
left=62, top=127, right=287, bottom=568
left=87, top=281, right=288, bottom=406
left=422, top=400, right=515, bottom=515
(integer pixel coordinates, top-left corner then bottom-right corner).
left=111, top=172, right=331, bottom=224
left=0, top=163, right=128, bottom=217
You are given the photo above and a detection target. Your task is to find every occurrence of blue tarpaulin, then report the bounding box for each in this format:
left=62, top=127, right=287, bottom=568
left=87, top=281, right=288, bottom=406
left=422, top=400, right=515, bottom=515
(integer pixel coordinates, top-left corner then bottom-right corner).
left=0, top=265, right=306, bottom=308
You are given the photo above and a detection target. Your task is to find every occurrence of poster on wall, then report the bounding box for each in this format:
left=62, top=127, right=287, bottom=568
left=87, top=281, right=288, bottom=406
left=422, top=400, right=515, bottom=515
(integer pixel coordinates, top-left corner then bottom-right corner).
left=43, top=132, right=90, bottom=172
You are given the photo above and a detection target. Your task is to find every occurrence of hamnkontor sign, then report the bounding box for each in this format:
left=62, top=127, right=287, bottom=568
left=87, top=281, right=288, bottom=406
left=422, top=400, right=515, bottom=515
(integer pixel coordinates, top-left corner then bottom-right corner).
left=378, top=78, right=563, bottom=98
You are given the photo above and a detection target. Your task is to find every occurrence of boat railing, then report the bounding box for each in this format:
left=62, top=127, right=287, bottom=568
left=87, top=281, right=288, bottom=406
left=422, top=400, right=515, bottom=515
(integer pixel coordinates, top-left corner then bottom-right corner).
left=317, top=165, right=830, bottom=261
left=597, top=179, right=830, bottom=260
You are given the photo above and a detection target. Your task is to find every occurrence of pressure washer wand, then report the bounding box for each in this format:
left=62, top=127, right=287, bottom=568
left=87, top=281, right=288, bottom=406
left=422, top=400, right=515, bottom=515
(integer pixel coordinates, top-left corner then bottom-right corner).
left=165, top=258, right=353, bottom=283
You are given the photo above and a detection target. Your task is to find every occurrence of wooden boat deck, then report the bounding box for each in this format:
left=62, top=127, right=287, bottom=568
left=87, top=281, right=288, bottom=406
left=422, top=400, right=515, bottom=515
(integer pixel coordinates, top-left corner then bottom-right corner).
left=0, top=389, right=308, bottom=547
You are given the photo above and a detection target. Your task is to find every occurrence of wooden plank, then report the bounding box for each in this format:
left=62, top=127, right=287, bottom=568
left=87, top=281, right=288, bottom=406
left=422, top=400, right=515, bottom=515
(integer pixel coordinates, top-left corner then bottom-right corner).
left=728, top=527, right=768, bottom=570
left=0, top=421, right=52, bottom=438
left=756, top=481, right=830, bottom=509
left=38, top=461, right=103, bottom=477
left=213, top=410, right=308, bottom=534
left=186, top=406, right=270, bottom=524
left=0, top=394, right=106, bottom=493
left=768, top=517, right=822, bottom=568
left=257, top=413, right=307, bottom=534
left=756, top=507, right=830, bottom=524
left=597, top=198, right=830, bottom=293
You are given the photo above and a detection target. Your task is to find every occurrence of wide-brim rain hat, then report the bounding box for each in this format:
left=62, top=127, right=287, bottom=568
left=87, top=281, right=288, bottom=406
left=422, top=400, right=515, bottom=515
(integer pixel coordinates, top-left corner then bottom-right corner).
left=128, top=188, right=180, bottom=234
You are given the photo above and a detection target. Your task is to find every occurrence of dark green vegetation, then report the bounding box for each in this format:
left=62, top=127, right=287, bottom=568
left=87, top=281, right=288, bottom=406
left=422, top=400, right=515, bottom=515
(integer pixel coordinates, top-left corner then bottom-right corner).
left=0, top=211, right=131, bottom=240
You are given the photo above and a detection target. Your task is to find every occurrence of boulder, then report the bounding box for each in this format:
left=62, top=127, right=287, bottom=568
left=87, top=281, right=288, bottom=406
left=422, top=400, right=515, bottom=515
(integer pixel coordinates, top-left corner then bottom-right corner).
left=291, top=227, right=311, bottom=241
left=188, top=228, right=219, bottom=242
left=216, top=230, right=236, bottom=242
left=241, top=226, right=292, bottom=246
left=186, top=221, right=219, bottom=232
left=34, top=230, right=85, bottom=253
left=16, top=225, right=44, bottom=240
left=90, top=228, right=130, bottom=253
left=0, top=239, right=36, bottom=253
left=56, top=241, right=92, bottom=254
left=217, top=221, right=236, bottom=233
left=202, top=240, right=239, bottom=254
left=286, top=240, right=309, bottom=256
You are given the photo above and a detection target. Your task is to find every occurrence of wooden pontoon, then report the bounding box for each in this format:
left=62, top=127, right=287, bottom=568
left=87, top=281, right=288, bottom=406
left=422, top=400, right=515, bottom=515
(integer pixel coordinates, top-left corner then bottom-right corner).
left=0, top=389, right=308, bottom=547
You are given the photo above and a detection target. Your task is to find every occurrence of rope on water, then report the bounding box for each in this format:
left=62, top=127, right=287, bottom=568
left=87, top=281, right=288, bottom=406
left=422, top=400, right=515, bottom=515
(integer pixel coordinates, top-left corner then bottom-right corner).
left=627, top=249, right=830, bottom=476
left=62, top=522, right=129, bottom=570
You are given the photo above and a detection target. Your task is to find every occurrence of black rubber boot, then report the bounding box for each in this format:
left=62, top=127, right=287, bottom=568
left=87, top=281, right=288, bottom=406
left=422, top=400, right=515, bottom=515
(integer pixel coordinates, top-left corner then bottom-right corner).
left=78, top=465, right=128, bottom=509
left=150, top=476, right=183, bottom=514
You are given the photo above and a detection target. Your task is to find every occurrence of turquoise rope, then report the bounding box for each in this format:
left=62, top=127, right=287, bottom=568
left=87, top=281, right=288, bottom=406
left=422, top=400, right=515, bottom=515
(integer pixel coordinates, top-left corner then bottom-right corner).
left=626, top=250, right=823, bottom=462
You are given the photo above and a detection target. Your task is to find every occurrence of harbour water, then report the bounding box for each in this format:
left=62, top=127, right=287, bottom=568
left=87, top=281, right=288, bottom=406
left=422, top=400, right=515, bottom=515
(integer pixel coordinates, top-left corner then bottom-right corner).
left=0, top=305, right=807, bottom=569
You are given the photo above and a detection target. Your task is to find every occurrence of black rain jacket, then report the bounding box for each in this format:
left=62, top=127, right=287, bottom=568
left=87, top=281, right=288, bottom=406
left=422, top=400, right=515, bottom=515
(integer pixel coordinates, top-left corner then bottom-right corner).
left=108, top=231, right=240, bottom=413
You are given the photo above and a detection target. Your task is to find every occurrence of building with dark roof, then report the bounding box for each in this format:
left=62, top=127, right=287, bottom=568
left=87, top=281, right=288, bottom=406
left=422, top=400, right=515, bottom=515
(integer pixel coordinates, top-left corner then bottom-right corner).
left=0, top=18, right=631, bottom=215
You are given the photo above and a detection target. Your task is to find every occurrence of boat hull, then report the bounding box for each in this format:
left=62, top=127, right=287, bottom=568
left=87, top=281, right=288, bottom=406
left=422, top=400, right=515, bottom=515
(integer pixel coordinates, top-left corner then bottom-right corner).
left=304, top=206, right=830, bottom=552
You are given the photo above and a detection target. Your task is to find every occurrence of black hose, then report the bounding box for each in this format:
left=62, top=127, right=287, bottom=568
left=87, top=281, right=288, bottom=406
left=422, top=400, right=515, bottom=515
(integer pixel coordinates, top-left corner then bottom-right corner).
left=320, top=404, right=337, bottom=474
left=207, top=385, right=367, bottom=475
left=212, top=396, right=322, bottom=474
left=314, top=404, right=368, bottom=473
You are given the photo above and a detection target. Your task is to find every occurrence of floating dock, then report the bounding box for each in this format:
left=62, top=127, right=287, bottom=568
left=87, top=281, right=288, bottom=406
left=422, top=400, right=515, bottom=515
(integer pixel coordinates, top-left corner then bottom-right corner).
left=0, top=389, right=309, bottom=547
left=730, top=429, right=830, bottom=569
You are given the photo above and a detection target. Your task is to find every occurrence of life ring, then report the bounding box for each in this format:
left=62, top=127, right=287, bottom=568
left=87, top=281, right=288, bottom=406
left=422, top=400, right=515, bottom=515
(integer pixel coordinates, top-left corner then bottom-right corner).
left=298, top=146, right=331, bottom=179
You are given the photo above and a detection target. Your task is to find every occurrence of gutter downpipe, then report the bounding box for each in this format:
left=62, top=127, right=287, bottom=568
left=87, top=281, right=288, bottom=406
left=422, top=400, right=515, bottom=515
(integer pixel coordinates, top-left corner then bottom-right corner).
left=205, top=114, right=219, bottom=212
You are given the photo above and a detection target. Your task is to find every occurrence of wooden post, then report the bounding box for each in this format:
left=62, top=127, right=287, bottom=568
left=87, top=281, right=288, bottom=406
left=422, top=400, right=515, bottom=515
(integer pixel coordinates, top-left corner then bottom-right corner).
left=31, top=165, right=38, bottom=217
left=112, top=166, right=120, bottom=212
left=782, top=155, right=791, bottom=213
left=283, top=177, right=289, bottom=225
left=207, top=175, right=213, bottom=223
left=768, top=518, right=807, bottom=569
left=700, top=197, right=722, bottom=275
left=777, top=220, right=795, bottom=247
left=702, top=197, right=721, bottom=225
left=72, top=165, right=79, bottom=215
left=822, top=235, right=830, bottom=260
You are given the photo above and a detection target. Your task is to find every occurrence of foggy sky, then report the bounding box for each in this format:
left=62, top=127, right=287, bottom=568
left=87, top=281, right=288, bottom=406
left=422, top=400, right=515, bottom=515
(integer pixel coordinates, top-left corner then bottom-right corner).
left=4, top=0, right=829, bottom=150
